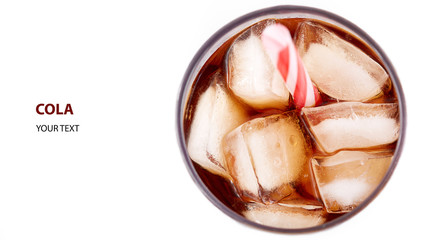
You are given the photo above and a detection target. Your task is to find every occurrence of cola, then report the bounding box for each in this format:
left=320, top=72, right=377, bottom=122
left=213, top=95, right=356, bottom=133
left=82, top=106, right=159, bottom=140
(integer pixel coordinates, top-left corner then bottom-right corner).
left=179, top=13, right=403, bottom=231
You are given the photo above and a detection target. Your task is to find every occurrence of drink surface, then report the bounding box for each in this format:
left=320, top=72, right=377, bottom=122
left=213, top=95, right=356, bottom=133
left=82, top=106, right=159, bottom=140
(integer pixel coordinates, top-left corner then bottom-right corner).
left=182, top=18, right=399, bottom=229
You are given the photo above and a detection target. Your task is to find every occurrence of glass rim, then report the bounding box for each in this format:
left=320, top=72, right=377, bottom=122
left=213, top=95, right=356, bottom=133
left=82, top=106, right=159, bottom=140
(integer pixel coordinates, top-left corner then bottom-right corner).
left=176, top=5, right=406, bottom=233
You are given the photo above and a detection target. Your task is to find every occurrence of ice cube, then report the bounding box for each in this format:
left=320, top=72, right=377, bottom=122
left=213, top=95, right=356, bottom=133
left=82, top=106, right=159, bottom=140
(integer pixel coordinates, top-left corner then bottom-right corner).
left=187, top=72, right=249, bottom=177
left=222, top=127, right=260, bottom=202
left=243, top=202, right=326, bottom=229
left=223, top=112, right=312, bottom=203
left=302, top=102, right=399, bottom=153
left=297, top=159, right=321, bottom=200
left=277, top=191, right=323, bottom=208
left=295, top=22, right=389, bottom=101
left=311, top=151, right=393, bottom=213
left=227, top=26, right=291, bottom=110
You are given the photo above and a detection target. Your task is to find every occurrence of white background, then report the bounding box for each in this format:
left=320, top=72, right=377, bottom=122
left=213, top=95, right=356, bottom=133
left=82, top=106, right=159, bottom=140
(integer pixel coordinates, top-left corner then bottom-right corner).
left=0, top=0, right=423, bottom=239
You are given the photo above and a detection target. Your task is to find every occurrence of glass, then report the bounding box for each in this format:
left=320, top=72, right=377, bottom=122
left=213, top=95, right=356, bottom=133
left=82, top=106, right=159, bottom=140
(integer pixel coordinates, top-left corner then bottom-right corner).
left=176, top=5, right=406, bottom=233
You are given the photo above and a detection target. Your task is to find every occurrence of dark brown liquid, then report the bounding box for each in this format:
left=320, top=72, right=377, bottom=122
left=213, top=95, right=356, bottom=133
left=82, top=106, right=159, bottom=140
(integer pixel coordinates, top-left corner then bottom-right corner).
left=183, top=18, right=398, bottom=224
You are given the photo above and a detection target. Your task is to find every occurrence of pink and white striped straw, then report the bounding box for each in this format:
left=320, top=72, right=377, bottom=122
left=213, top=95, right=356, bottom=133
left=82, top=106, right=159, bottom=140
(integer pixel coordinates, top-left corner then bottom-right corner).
left=261, top=24, right=321, bottom=108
